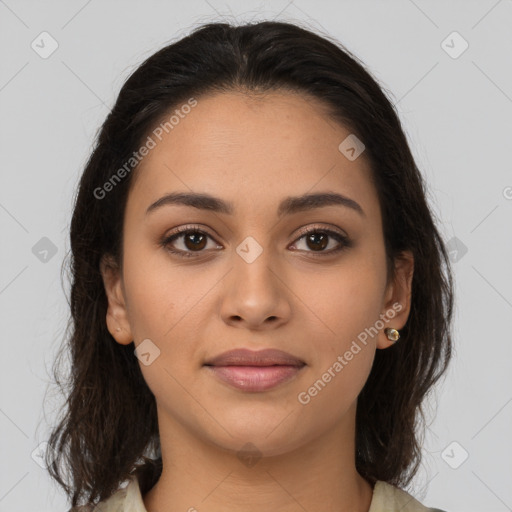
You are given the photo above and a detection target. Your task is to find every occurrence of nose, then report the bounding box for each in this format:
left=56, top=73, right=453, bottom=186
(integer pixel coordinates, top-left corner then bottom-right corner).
left=219, top=247, right=292, bottom=331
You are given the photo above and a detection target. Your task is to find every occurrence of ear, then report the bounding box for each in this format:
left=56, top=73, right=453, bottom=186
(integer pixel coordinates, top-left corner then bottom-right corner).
left=100, top=254, right=133, bottom=345
left=377, top=250, right=414, bottom=349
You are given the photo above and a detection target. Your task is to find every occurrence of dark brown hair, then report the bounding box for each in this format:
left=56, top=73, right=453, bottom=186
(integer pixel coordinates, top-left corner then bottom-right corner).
left=45, top=19, right=454, bottom=509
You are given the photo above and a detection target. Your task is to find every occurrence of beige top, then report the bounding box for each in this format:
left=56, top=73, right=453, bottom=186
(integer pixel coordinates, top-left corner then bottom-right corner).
left=75, top=475, right=445, bottom=512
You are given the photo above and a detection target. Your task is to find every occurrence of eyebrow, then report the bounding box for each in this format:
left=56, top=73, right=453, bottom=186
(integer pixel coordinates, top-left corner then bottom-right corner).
left=145, top=191, right=365, bottom=218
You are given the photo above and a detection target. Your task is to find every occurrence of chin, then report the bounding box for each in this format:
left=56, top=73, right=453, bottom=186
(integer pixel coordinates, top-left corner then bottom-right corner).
left=200, top=414, right=312, bottom=459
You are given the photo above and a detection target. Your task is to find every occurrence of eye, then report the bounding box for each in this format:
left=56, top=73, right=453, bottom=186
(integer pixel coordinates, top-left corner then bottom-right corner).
left=161, top=224, right=352, bottom=259
left=160, top=225, right=222, bottom=258
left=290, top=226, right=352, bottom=256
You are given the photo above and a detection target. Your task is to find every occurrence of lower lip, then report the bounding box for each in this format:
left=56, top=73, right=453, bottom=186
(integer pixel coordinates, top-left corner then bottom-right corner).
left=205, top=365, right=304, bottom=392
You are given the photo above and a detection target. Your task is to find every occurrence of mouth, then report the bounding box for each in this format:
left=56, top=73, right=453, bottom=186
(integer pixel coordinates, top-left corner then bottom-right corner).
left=204, top=348, right=305, bottom=367
left=203, top=348, right=306, bottom=392
left=204, top=364, right=305, bottom=392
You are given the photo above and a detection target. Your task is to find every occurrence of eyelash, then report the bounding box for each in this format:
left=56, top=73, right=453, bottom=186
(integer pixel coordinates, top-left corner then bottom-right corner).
left=160, top=224, right=352, bottom=259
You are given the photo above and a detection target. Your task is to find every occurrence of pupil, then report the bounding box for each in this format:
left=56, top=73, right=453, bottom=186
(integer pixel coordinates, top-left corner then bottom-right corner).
left=308, top=233, right=327, bottom=251
left=186, top=233, right=206, bottom=250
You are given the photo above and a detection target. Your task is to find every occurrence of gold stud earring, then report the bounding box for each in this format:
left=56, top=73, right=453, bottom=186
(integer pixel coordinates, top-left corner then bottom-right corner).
left=384, top=328, right=400, bottom=342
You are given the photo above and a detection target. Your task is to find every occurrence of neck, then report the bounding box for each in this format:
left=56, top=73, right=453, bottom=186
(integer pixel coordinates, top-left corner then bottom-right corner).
left=143, top=402, right=374, bottom=512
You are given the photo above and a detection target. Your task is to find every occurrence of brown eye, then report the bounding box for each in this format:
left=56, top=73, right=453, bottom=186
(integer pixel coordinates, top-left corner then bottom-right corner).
left=305, top=232, right=329, bottom=251
left=161, top=227, right=221, bottom=258
left=291, top=228, right=352, bottom=256
left=182, top=232, right=207, bottom=251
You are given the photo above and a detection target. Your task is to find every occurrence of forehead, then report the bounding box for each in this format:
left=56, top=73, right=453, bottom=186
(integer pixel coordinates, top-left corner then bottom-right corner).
left=128, top=90, right=379, bottom=221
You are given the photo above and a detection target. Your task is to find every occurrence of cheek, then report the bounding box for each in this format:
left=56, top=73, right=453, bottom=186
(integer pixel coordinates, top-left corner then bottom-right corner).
left=294, top=266, right=381, bottom=417
left=295, top=343, right=374, bottom=436
left=121, top=245, right=217, bottom=366
left=121, top=242, right=179, bottom=342
left=293, top=260, right=386, bottom=346
left=290, top=253, right=385, bottom=405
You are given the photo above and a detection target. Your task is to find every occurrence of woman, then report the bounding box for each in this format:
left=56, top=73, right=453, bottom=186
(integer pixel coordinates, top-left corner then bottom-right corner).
left=46, top=20, right=453, bottom=512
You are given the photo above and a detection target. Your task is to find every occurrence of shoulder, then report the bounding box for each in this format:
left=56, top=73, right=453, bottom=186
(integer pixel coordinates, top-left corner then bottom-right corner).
left=69, top=476, right=146, bottom=512
left=370, top=480, right=447, bottom=512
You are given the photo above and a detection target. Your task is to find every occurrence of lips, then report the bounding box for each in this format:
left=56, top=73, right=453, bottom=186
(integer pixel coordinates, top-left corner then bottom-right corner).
left=204, top=348, right=306, bottom=392
left=203, top=348, right=305, bottom=367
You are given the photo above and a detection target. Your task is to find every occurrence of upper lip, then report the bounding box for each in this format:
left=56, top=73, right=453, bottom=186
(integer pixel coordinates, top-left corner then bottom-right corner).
left=204, top=348, right=305, bottom=367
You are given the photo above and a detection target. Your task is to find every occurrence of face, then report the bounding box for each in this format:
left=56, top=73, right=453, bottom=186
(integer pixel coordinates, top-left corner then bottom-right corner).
left=101, top=90, right=413, bottom=457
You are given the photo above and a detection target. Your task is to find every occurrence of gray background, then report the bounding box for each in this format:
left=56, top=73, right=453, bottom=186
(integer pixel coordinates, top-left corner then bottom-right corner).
left=1, top=0, right=511, bottom=511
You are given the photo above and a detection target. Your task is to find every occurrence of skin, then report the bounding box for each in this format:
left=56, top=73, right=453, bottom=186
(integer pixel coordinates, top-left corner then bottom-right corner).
left=101, top=90, right=414, bottom=512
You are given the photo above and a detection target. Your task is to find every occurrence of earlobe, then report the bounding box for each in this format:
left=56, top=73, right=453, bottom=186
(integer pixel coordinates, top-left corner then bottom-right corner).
left=100, top=254, right=133, bottom=345
left=377, top=250, right=414, bottom=349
